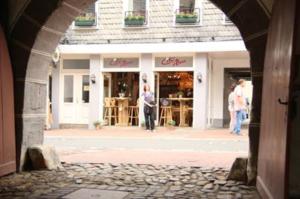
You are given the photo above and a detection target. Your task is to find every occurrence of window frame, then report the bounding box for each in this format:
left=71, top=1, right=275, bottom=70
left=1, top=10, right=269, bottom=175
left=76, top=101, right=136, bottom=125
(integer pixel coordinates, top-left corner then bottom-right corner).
left=223, top=14, right=234, bottom=25
left=174, top=0, right=203, bottom=27
left=123, top=0, right=150, bottom=29
left=72, top=1, right=99, bottom=30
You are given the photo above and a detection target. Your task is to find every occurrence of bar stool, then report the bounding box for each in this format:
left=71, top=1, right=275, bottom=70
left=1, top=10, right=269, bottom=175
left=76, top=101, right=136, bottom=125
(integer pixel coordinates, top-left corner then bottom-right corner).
left=159, top=106, right=173, bottom=126
left=128, top=98, right=139, bottom=126
left=104, top=98, right=118, bottom=125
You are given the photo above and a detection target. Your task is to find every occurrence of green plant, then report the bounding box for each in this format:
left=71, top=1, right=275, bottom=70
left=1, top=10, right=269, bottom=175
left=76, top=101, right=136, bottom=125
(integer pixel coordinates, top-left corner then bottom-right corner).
left=177, top=91, right=184, bottom=97
left=75, top=14, right=96, bottom=26
left=93, top=120, right=102, bottom=129
left=125, top=14, right=145, bottom=26
left=176, top=12, right=197, bottom=18
left=167, top=120, right=176, bottom=126
left=125, top=15, right=145, bottom=21
left=118, top=81, right=128, bottom=93
left=176, top=12, right=198, bottom=23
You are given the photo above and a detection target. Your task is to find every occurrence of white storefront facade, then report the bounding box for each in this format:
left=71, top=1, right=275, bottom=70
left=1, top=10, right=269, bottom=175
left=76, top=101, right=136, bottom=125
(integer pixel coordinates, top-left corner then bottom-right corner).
left=50, top=41, right=250, bottom=129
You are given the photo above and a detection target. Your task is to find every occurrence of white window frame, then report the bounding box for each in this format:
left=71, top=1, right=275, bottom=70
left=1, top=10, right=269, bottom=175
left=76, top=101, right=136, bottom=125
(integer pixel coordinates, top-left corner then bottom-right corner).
left=223, top=14, right=233, bottom=25
left=72, top=1, right=99, bottom=30
left=174, top=0, right=203, bottom=27
left=123, top=0, right=150, bottom=29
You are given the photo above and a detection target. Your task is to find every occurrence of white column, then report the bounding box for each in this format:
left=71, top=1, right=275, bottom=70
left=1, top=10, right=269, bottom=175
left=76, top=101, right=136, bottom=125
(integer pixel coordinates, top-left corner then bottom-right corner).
left=89, top=55, right=102, bottom=129
left=51, top=61, right=60, bottom=129
left=193, top=53, right=208, bottom=129
left=139, top=53, right=154, bottom=126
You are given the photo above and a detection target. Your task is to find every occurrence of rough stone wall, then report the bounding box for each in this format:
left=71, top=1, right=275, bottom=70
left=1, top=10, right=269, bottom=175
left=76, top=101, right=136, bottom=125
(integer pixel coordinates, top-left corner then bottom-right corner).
left=63, top=0, right=242, bottom=44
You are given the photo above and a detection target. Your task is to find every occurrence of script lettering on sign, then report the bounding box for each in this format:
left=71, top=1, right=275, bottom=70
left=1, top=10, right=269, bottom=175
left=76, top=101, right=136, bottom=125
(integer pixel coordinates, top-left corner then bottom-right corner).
left=103, top=58, right=139, bottom=68
left=109, top=59, right=133, bottom=67
left=161, top=57, right=186, bottom=66
left=155, top=56, right=193, bottom=68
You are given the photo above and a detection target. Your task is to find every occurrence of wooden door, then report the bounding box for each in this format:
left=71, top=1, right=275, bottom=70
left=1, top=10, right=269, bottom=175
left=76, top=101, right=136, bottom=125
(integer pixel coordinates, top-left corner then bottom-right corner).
left=257, top=0, right=296, bottom=198
left=0, top=25, right=16, bottom=176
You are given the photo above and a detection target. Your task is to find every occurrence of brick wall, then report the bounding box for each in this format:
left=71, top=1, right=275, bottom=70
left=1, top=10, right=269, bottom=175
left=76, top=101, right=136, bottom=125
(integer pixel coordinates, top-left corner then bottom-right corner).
left=63, top=0, right=242, bottom=44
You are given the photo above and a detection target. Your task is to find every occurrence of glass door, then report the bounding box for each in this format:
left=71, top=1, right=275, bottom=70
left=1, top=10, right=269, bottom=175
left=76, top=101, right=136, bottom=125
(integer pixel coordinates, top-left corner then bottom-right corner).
left=62, top=74, right=76, bottom=123
left=76, top=74, right=90, bottom=124
left=61, top=74, right=89, bottom=124
left=103, top=73, right=112, bottom=98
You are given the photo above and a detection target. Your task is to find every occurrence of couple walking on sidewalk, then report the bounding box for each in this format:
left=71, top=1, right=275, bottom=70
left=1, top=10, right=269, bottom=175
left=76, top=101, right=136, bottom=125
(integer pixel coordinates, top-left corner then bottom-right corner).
left=228, top=79, right=249, bottom=135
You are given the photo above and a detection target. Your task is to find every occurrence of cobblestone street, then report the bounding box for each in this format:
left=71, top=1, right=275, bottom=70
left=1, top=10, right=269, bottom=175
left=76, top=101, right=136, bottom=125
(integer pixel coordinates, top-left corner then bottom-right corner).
left=0, top=163, right=259, bottom=199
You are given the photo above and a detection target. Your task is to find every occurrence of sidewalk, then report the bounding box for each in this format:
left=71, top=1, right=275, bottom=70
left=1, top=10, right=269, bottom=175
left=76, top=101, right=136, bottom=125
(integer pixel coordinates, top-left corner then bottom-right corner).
left=44, top=127, right=248, bottom=168
left=45, top=127, right=248, bottom=140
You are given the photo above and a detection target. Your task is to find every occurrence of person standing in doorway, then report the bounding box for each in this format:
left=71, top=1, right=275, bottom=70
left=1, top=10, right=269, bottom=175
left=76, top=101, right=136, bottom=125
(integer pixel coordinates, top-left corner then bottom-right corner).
left=142, top=84, right=155, bottom=132
left=228, top=83, right=236, bottom=133
left=233, top=79, right=247, bottom=135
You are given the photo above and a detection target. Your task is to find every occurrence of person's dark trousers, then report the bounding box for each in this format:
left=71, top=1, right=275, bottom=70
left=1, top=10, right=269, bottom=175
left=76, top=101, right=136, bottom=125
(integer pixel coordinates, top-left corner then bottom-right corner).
left=144, top=106, right=155, bottom=130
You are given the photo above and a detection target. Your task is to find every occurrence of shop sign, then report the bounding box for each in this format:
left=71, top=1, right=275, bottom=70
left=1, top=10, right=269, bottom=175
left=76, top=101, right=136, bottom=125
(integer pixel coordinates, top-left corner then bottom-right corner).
left=103, top=58, right=139, bottom=68
left=155, top=56, right=193, bottom=67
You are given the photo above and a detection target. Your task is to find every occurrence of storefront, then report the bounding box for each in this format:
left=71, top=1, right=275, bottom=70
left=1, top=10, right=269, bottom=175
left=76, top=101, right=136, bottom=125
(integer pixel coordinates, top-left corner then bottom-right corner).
left=52, top=42, right=250, bottom=129
left=154, top=55, right=195, bottom=127
left=101, top=56, right=140, bottom=126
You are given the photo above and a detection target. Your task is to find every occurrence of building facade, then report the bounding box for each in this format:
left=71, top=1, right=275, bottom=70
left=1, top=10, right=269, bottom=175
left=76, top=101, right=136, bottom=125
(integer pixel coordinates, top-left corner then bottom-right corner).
left=50, top=0, right=251, bottom=129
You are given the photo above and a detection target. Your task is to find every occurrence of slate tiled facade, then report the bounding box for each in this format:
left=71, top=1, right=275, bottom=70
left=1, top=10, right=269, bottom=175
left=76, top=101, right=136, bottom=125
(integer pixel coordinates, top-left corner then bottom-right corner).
left=54, top=0, right=249, bottom=130
left=63, top=0, right=242, bottom=44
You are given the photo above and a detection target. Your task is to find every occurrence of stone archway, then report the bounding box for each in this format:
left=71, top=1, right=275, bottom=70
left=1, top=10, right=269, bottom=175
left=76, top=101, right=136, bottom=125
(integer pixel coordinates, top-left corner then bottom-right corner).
left=6, top=0, right=271, bottom=184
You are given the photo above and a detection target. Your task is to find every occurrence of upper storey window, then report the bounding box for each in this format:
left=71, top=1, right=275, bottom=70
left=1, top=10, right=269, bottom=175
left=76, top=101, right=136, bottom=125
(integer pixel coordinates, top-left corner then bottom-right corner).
left=124, top=0, right=148, bottom=27
left=175, top=0, right=201, bottom=25
left=223, top=14, right=233, bottom=25
left=75, top=3, right=97, bottom=27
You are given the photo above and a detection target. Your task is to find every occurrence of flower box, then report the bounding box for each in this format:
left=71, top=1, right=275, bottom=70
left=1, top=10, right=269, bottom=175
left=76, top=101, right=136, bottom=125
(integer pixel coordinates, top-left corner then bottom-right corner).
left=176, top=13, right=198, bottom=24
left=124, top=16, right=145, bottom=26
left=75, top=19, right=96, bottom=26
left=75, top=14, right=96, bottom=26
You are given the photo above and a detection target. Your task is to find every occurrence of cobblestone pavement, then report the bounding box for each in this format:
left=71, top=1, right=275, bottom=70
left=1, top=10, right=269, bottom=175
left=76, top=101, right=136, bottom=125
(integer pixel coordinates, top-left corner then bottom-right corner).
left=0, top=163, right=260, bottom=199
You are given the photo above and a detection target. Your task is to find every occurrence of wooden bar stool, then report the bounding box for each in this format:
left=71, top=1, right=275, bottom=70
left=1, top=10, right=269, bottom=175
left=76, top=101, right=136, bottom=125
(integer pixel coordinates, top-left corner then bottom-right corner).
left=159, top=106, right=173, bottom=126
left=104, top=98, right=118, bottom=125
left=128, top=99, right=139, bottom=126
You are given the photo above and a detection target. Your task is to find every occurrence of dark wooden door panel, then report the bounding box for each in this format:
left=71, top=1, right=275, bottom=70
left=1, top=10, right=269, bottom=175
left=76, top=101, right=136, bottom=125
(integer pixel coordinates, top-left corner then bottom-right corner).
left=257, top=0, right=296, bottom=198
left=0, top=24, right=16, bottom=176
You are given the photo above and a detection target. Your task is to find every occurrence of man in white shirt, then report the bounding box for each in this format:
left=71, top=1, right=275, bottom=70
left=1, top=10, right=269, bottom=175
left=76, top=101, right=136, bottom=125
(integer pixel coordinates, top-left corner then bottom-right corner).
left=233, top=79, right=246, bottom=135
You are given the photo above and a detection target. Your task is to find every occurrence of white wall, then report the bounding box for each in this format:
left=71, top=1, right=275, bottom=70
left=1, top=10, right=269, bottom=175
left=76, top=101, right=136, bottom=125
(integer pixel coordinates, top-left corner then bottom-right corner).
left=193, top=53, right=208, bottom=129
left=209, top=57, right=250, bottom=127
left=89, top=55, right=102, bottom=129
left=51, top=61, right=60, bottom=129
left=139, top=53, right=154, bottom=126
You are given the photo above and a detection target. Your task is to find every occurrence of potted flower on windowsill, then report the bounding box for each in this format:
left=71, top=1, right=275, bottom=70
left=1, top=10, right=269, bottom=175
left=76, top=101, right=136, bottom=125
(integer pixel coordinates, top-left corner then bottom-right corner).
left=75, top=14, right=96, bottom=26
left=167, top=120, right=176, bottom=130
left=176, top=12, right=198, bottom=24
left=125, top=15, right=145, bottom=26
left=140, top=121, right=146, bottom=129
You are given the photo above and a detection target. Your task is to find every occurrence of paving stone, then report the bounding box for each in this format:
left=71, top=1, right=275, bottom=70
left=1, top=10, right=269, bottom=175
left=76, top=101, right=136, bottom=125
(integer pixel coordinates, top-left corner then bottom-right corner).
left=203, top=183, right=214, bottom=190
left=0, top=163, right=259, bottom=198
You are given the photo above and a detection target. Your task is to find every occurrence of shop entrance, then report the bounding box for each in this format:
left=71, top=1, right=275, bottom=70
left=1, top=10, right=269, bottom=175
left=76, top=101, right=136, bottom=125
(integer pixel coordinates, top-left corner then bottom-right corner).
left=223, top=68, right=252, bottom=127
left=155, top=72, right=194, bottom=127
left=61, top=73, right=90, bottom=125
left=102, top=72, right=140, bottom=126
